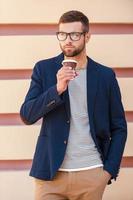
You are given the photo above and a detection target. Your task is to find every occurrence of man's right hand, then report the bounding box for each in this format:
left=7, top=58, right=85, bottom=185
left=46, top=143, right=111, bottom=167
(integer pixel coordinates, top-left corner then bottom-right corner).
left=56, top=65, right=77, bottom=95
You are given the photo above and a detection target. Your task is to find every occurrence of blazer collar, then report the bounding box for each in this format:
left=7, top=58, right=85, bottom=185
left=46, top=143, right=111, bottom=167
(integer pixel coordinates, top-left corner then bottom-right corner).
left=55, top=53, right=64, bottom=68
left=55, top=53, right=99, bottom=123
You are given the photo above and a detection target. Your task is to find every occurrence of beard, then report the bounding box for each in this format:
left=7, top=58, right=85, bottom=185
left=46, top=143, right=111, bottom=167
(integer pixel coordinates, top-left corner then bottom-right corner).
left=60, top=40, right=85, bottom=57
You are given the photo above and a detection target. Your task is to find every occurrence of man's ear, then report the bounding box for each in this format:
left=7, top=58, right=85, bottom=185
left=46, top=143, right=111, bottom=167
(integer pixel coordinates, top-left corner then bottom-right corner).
left=85, top=32, right=91, bottom=43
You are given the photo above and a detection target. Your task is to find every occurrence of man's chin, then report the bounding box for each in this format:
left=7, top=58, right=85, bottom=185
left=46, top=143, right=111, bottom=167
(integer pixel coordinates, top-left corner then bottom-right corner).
left=64, top=54, right=74, bottom=57
left=63, top=50, right=76, bottom=57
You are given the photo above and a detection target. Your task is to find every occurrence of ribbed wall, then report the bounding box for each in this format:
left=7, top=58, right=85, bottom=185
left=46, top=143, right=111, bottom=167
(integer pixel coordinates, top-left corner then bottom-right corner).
left=0, top=0, right=133, bottom=199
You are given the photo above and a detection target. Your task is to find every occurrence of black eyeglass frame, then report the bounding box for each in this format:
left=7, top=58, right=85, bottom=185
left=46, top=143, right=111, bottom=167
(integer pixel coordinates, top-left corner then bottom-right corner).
left=56, top=31, right=87, bottom=41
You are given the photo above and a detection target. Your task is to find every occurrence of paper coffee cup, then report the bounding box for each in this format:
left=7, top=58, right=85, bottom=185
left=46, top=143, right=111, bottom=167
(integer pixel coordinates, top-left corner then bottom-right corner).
left=62, top=59, right=77, bottom=69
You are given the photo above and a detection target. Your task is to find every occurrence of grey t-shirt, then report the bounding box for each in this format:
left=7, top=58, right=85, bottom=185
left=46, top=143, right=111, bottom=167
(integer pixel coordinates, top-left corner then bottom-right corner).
left=59, top=67, right=103, bottom=171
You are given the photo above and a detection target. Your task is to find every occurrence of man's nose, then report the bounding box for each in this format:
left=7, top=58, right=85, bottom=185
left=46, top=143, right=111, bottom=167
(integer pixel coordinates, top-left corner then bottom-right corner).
left=65, top=34, right=73, bottom=42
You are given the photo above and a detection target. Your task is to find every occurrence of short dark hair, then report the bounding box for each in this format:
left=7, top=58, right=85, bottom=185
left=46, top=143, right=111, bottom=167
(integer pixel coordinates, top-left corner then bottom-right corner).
left=58, top=10, right=89, bottom=32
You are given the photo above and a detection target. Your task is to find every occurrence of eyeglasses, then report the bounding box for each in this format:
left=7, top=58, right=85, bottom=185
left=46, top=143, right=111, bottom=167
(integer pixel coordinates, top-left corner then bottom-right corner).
left=56, top=32, right=86, bottom=41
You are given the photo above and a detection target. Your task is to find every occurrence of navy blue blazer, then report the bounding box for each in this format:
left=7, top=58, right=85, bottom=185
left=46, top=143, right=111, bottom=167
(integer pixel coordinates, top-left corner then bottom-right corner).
left=20, top=53, right=127, bottom=184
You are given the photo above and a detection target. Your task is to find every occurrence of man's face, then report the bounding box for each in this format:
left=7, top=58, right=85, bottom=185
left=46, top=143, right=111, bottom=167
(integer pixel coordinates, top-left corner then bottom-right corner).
left=58, top=22, right=90, bottom=57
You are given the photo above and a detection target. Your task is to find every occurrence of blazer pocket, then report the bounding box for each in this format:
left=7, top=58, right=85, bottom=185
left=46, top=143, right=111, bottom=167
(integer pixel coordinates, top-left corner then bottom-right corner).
left=46, top=100, right=56, bottom=107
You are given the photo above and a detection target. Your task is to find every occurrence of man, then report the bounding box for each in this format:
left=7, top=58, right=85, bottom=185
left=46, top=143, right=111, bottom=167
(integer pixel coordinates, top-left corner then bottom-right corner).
left=20, top=10, right=127, bottom=200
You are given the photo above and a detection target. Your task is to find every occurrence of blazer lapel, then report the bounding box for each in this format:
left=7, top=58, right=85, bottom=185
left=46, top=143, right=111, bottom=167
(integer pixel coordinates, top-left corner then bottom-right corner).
left=62, top=88, right=71, bottom=119
left=55, top=53, right=71, bottom=119
left=55, top=54, right=100, bottom=122
left=86, top=57, right=99, bottom=132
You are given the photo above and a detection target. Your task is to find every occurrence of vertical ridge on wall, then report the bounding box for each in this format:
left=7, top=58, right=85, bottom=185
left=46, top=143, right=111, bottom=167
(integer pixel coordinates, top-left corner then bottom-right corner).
left=0, top=68, right=133, bottom=79
left=0, top=157, right=132, bottom=170
left=0, top=23, right=133, bottom=35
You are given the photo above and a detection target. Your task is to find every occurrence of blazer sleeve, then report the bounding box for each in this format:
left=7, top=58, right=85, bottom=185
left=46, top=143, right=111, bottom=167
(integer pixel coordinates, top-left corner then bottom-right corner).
left=20, top=62, right=64, bottom=124
left=103, top=70, right=127, bottom=180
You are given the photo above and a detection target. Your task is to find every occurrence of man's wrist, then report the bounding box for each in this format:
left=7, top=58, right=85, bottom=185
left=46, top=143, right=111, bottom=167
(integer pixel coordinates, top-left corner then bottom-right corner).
left=56, top=84, right=63, bottom=95
left=103, top=170, right=112, bottom=179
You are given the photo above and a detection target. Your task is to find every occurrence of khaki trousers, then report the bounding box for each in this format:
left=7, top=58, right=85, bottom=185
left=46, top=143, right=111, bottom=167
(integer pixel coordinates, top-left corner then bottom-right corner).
left=35, top=167, right=109, bottom=200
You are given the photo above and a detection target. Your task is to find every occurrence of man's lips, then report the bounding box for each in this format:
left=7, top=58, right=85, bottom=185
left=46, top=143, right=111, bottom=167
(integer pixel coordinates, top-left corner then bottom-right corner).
left=64, top=46, right=74, bottom=49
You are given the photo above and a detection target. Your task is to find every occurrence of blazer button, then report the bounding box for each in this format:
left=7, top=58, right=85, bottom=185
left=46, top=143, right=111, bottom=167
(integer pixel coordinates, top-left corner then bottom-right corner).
left=64, top=140, right=67, bottom=144
left=67, top=120, right=70, bottom=123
